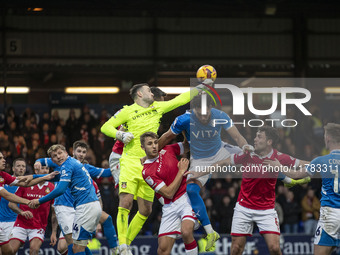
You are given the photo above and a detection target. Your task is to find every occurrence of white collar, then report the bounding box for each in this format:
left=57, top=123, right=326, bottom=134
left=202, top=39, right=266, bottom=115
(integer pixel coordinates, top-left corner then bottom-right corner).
left=144, top=156, right=159, bottom=164
left=251, top=149, right=274, bottom=159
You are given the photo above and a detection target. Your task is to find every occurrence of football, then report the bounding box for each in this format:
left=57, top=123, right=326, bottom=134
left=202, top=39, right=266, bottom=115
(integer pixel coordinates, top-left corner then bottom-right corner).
left=196, top=65, right=217, bottom=83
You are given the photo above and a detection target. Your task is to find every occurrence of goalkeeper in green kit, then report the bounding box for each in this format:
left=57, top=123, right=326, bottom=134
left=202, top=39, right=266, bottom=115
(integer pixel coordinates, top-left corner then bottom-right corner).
left=101, top=83, right=202, bottom=254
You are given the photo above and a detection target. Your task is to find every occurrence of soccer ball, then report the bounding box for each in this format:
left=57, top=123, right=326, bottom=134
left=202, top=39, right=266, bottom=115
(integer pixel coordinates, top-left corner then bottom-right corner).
left=196, top=65, right=217, bottom=84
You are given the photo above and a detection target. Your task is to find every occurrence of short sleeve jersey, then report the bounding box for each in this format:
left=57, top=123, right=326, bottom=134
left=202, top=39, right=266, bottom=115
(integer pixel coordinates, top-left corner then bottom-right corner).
left=0, top=171, right=18, bottom=201
left=0, top=184, right=19, bottom=222
left=231, top=149, right=299, bottom=210
left=14, top=182, right=55, bottom=229
left=142, top=143, right=185, bottom=205
left=306, top=149, right=340, bottom=208
left=170, top=109, right=232, bottom=159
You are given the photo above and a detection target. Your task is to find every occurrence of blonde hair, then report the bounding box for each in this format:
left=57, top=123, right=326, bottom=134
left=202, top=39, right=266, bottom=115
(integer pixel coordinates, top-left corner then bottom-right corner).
left=47, top=144, right=67, bottom=157
left=324, top=123, right=340, bottom=144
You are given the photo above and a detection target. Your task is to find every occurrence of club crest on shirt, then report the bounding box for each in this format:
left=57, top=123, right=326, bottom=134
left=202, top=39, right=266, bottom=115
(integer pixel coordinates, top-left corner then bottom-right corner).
left=45, top=187, right=51, bottom=194
left=145, top=176, right=154, bottom=186
left=0, top=178, right=4, bottom=183
left=121, top=182, right=127, bottom=189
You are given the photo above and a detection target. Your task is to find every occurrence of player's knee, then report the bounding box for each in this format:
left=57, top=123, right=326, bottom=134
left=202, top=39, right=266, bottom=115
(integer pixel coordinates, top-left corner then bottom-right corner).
left=29, top=246, right=40, bottom=255
left=231, top=242, right=245, bottom=255
left=140, top=207, right=152, bottom=217
left=181, top=227, right=193, bottom=242
left=267, top=243, right=281, bottom=255
left=157, top=245, right=170, bottom=255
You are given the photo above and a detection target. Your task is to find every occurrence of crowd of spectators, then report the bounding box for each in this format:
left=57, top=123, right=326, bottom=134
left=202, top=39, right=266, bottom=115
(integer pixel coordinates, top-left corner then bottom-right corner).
left=0, top=104, right=339, bottom=238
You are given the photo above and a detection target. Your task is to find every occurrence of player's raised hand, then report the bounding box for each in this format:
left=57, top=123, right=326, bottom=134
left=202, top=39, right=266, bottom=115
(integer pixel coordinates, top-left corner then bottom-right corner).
left=20, top=210, right=33, bottom=219
left=116, top=131, right=134, bottom=144
left=43, top=171, right=60, bottom=181
left=34, top=161, right=42, bottom=171
left=28, top=199, right=40, bottom=209
left=16, top=175, right=33, bottom=184
left=242, top=144, right=254, bottom=153
left=178, top=158, right=189, bottom=175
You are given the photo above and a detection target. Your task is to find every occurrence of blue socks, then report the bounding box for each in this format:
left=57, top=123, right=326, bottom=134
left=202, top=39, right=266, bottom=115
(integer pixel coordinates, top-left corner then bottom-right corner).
left=68, top=243, right=92, bottom=255
left=84, top=247, right=92, bottom=255
left=186, top=183, right=211, bottom=226
left=68, top=244, right=74, bottom=255
left=103, top=215, right=118, bottom=248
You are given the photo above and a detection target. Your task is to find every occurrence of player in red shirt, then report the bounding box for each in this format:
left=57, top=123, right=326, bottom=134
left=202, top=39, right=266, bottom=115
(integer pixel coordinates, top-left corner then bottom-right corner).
left=8, top=165, right=57, bottom=255
left=0, top=152, right=56, bottom=255
left=189, top=126, right=309, bottom=255
left=141, top=132, right=198, bottom=255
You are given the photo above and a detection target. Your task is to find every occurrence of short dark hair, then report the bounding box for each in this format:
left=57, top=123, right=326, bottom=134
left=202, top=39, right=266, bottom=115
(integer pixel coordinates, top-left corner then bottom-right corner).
left=73, top=140, right=89, bottom=151
left=150, top=87, right=167, bottom=101
left=258, top=126, right=279, bottom=147
left=13, top=158, right=25, bottom=166
left=129, top=83, right=149, bottom=100
left=191, top=93, right=214, bottom=109
left=140, top=132, right=158, bottom=146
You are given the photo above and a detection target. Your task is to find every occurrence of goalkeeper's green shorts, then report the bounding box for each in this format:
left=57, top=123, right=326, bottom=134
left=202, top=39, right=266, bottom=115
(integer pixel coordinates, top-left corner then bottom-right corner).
left=119, top=156, right=154, bottom=202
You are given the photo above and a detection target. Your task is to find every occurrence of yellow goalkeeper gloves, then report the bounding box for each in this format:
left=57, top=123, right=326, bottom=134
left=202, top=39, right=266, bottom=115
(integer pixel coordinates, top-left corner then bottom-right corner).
left=284, top=176, right=311, bottom=188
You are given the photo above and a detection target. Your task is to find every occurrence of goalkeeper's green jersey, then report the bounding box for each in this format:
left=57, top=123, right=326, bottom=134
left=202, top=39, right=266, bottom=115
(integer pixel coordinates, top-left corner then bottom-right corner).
left=101, top=89, right=198, bottom=158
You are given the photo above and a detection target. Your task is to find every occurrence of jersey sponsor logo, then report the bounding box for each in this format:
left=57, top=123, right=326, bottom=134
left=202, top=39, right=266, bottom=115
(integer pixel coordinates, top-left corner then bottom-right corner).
left=121, top=182, right=127, bottom=189
left=145, top=176, right=154, bottom=186
left=132, top=110, right=158, bottom=120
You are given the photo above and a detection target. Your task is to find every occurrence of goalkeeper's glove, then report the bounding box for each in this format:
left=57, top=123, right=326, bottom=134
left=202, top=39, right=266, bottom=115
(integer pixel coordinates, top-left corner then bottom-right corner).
left=196, top=79, right=214, bottom=90
left=284, top=176, right=311, bottom=188
left=116, top=131, right=134, bottom=144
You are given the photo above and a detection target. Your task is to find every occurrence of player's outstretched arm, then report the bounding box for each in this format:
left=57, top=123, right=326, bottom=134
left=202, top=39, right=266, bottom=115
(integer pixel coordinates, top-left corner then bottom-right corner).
left=16, top=172, right=60, bottom=187
left=263, top=159, right=310, bottom=179
left=158, top=86, right=200, bottom=114
left=227, top=126, right=254, bottom=152
left=35, top=158, right=59, bottom=169
left=278, top=172, right=311, bottom=188
left=84, top=164, right=112, bottom=179
left=158, top=129, right=177, bottom=151
left=0, top=189, right=30, bottom=205
left=158, top=158, right=189, bottom=199
left=29, top=181, right=69, bottom=208
left=8, top=202, right=33, bottom=219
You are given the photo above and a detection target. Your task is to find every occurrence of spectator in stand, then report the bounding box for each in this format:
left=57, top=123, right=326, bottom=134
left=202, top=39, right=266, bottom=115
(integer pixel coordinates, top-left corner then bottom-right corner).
left=40, top=123, right=51, bottom=150
left=93, top=133, right=113, bottom=165
left=205, top=198, right=218, bottom=231
left=219, top=196, right=233, bottom=234
left=98, top=177, right=116, bottom=221
left=301, top=188, right=320, bottom=234
left=281, top=191, right=300, bottom=234
left=65, top=109, right=80, bottom=145
left=210, top=180, right=228, bottom=206
left=39, top=112, right=51, bottom=130
left=50, top=109, right=61, bottom=133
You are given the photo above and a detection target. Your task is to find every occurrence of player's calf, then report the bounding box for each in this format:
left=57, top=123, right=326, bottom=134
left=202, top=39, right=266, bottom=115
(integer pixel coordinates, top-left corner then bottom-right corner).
left=231, top=236, right=247, bottom=255
left=157, top=236, right=175, bottom=255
